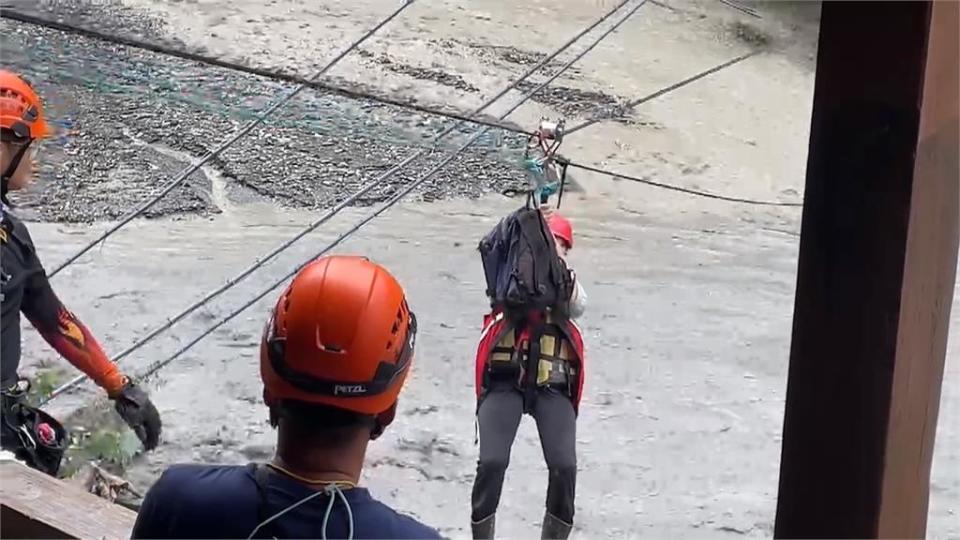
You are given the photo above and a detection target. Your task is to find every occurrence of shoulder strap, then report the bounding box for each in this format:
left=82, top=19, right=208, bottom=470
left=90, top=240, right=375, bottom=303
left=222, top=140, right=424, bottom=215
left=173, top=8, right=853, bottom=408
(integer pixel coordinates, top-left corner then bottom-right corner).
left=248, top=463, right=273, bottom=538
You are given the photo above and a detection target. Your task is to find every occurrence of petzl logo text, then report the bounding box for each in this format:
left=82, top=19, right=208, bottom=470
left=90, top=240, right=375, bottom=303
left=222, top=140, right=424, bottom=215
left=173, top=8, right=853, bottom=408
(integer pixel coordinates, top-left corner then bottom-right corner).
left=334, top=384, right=366, bottom=395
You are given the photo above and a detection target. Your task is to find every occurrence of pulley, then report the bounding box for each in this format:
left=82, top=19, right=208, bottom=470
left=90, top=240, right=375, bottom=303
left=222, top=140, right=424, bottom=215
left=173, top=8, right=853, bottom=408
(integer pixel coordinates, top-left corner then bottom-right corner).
left=523, top=118, right=567, bottom=206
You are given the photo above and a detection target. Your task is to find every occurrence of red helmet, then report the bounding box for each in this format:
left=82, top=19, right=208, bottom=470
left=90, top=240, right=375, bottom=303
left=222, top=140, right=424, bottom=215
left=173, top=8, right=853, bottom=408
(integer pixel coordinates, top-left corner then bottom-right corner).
left=260, top=255, right=416, bottom=416
left=547, top=213, right=574, bottom=249
left=0, top=70, right=51, bottom=140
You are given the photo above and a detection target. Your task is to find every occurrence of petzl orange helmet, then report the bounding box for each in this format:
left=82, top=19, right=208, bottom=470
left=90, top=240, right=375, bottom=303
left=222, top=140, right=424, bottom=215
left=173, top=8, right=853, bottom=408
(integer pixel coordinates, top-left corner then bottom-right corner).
left=0, top=70, right=51, bottom=140
left=261, top=255, right=416, bottom=416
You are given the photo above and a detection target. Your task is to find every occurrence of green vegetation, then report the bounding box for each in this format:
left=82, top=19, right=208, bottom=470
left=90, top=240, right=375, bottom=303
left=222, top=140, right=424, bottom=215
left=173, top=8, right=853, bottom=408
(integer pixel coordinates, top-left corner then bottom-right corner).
left=60, top=405, right=141, bottom=480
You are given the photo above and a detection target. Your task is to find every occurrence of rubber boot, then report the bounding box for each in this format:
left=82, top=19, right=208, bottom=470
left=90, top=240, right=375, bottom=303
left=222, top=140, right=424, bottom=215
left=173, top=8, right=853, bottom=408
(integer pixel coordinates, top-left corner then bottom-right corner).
left=541, top=512, right=573, bottom=540
left=471, top=513, right=496, bottom=540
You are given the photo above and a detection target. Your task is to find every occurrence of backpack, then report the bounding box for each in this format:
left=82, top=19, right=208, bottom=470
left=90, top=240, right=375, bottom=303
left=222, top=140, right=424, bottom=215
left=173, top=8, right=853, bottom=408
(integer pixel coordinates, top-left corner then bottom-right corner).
left=478, top=207, right=574, bottom=316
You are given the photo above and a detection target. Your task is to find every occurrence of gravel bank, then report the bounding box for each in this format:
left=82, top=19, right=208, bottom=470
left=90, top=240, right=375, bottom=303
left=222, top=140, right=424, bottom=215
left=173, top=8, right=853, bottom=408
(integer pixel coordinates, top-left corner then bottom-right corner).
left=2, top=4, right=535, bottom=223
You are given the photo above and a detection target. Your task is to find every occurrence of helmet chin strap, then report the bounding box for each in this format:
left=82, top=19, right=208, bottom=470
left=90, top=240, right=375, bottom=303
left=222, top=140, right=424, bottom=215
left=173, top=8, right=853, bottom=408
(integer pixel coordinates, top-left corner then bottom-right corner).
left=1, top=139, right=32, bottom=207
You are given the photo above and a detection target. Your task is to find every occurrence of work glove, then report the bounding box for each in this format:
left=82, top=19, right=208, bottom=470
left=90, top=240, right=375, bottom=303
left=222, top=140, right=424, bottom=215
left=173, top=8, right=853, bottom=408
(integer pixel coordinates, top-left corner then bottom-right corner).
left=111, top=380, right=162, bottom=451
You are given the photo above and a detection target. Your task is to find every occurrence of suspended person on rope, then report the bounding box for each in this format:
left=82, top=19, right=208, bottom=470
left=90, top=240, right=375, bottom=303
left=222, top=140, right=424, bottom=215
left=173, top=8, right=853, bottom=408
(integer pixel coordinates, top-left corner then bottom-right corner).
left=0, top=69, right=162, bottom=475
left=472, top=204, right=586, bottom=540
left=132, top=255, right=441, bottom=539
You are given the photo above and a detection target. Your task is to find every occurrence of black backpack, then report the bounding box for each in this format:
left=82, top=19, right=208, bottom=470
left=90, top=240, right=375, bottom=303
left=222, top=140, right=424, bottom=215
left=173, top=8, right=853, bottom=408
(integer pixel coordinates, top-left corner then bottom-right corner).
left=478, top=207, right=574, bottom=316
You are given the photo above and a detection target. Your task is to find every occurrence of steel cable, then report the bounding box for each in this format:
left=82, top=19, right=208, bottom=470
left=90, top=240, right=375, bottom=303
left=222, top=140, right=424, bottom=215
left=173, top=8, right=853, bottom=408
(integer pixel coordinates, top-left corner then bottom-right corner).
left=41, top=0, right=640, bottom=404
left=43, top=0, right=415, bottom=278
left=562, top=159, right=802, bottom=206
left=565, top=50, right=759, bottom=135
left=0, top=8, right=533, bottom=138
left=131, top=0, right=649, bottom=385
left=7, top=8, right=790, bottom=212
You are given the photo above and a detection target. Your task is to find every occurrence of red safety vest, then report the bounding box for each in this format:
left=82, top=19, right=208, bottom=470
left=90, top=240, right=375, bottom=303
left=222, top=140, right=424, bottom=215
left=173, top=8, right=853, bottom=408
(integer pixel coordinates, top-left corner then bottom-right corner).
left=474, top=309, right=586, bottom=411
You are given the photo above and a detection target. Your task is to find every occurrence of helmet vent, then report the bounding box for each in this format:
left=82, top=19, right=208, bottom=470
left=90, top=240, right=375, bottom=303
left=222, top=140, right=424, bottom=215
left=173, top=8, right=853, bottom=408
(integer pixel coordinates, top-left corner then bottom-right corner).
left=391, top=306, right=405, bottom=335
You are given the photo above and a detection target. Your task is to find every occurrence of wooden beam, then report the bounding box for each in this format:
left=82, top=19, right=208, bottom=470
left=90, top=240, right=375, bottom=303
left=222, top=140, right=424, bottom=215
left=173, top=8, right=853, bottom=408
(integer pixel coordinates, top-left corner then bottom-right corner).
left=774, top=1, right=959, bottom=538
left=878, top=1, right=959, bottom=536
left=0, top=459, right=136, bottom=539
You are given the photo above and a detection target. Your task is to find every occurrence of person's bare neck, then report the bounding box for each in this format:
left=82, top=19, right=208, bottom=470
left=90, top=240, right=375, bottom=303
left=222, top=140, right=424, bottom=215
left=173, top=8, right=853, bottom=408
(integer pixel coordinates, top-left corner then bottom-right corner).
left=272, top=426, right=367, bottom=486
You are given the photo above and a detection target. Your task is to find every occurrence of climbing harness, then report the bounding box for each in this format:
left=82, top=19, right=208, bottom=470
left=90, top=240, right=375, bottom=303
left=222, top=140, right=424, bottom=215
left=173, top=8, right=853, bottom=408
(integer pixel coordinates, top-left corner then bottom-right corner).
left=484, top=313, right=580, bottom=414
left=247, top=463, right=357, bottom=540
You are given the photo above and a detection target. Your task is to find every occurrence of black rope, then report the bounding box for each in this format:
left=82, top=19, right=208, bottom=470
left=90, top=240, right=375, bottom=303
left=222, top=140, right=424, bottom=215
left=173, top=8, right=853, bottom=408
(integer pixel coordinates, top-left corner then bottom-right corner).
left=37, top=154, right=423, bottom=405
left=5, top=6, right=779, bottom=217
left=559, top=49, right=800, bottom=207
left=563, top=158, right=802, bottom=207
left=131, top=0, right=649, bottom=384
left=565, top=50, right=760, bottom=135
left=29, top=0, right=788, bottom=401
left=40, top=0, right=641, bottom=404
left=40, top=0, right=415, bottom=278
left=716, top=0, right=762, bottom=18
left=0, top=8, right=533, bottom=138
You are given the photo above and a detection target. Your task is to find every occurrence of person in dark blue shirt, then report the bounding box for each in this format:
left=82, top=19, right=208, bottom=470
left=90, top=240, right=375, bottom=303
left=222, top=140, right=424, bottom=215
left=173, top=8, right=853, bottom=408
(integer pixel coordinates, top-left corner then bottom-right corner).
left=132, top=256, right=440, bottom=539
left=133, top=462, right=437, bottom=539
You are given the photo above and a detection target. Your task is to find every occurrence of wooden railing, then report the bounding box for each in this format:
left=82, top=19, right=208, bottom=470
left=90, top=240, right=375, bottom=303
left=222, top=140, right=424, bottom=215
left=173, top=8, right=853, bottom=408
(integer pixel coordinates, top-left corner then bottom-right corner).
left=0, top=459, right=136, bottom=539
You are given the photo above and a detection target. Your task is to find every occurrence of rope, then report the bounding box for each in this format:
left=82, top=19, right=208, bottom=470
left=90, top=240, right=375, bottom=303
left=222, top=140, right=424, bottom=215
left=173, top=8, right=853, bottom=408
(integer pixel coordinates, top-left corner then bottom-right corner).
left=38, top=159, right=419, bottom=405
left=559, top=49, right=802, bottom=207
left=5, top=56, right=517, bottom=154
left=716, top=0, right=762, bottom=18
left=562, top=159, right=802, bottom=206
left=0, top=8, right=533, bottom=138
left=7, top=5, right=779, bottom=211
left=40, top=0, right=638, bottom=405
left=245, top=484, right=347, bottom=540
left=42, top=0, right=415, bottom=279
left=130, top=0, right=649, bottom=385
left=565, top=50, right=759, bottom=135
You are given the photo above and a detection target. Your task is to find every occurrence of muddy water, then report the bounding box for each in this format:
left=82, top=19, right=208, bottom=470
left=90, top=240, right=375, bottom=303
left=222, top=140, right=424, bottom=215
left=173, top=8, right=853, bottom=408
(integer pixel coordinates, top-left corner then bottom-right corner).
left=23, top=194, right=960, bottom=538
left=6, top=0, right=957, bottom=536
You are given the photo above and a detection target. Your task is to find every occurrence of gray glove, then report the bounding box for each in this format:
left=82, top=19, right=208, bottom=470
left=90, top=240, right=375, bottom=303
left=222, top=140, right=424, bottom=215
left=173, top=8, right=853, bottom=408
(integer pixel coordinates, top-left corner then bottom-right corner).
left=112, top=381, right=162, bottom=451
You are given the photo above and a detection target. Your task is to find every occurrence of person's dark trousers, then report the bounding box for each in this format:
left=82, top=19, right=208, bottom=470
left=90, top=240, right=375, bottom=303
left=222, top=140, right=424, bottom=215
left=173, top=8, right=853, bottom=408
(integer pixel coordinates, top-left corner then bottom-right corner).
left=470, top=385, right=577, bottom=537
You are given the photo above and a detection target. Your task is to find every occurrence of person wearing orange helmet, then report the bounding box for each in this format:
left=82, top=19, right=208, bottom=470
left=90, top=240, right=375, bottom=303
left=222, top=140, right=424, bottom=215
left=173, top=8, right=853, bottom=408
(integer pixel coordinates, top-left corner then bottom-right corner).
left=543, top=209, right=586, bottom=318
left=471, top=207, right=586, bottom=540
left=1, top=69, right=161, bottom=475
left=132, top=255, right=440, bottom=539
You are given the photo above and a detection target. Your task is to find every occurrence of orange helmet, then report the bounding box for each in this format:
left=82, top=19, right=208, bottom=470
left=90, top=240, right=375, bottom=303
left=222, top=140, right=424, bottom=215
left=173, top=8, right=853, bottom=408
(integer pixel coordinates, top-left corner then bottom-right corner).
left=0, top=70, right=51, bottom=140
left=547, top=213, right=574, bottom=250
left=261, top=255, right=416, bottom=416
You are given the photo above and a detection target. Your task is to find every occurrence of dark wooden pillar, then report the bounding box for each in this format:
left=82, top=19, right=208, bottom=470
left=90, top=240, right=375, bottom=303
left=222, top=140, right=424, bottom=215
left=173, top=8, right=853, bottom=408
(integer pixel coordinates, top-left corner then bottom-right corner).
left=775, top=1, right=959, bottom=539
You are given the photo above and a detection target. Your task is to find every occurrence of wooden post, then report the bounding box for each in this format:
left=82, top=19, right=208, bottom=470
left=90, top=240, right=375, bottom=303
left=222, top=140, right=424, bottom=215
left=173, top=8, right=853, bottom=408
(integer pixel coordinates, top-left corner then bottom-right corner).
left=775, top=1, right=959, bottom=538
